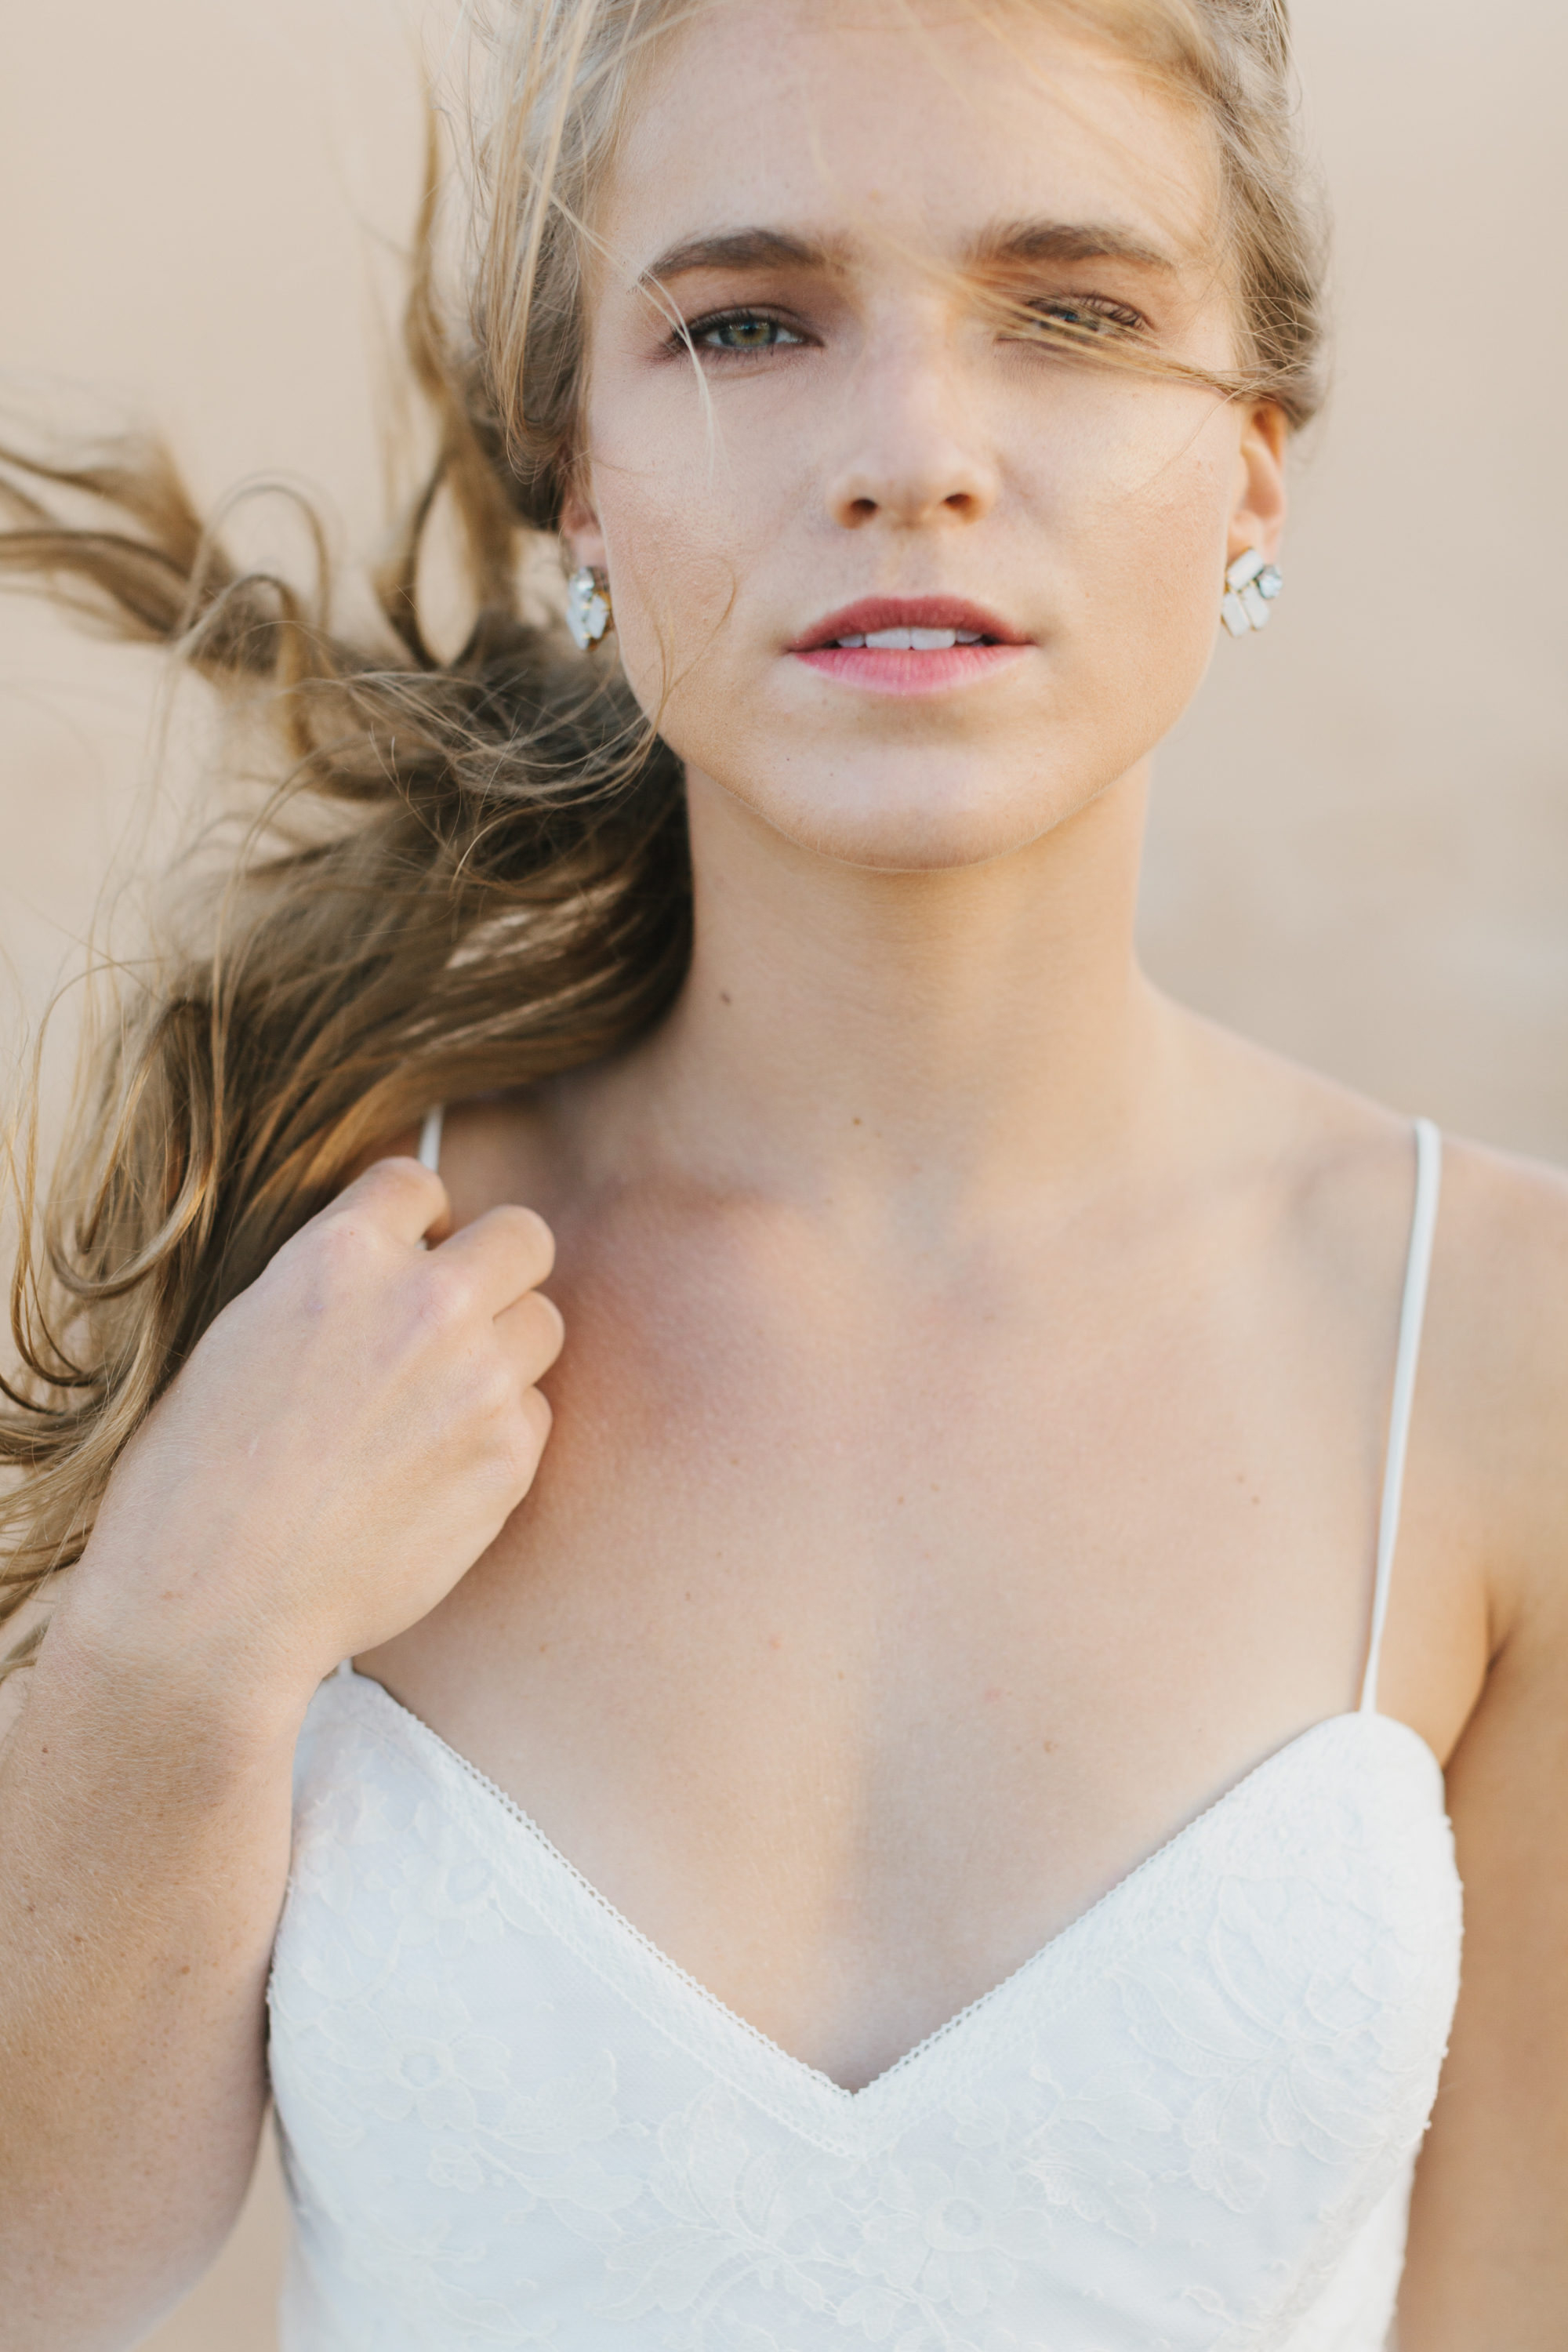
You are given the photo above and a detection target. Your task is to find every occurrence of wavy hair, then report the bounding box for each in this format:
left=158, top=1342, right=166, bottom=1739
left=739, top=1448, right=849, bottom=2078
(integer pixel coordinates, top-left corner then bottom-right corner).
left=0, top=0, right=1327, bottom=1671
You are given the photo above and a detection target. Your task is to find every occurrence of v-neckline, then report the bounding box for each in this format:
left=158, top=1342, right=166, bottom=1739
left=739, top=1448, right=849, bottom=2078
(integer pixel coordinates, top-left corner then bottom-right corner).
left=325, top=1668, right=1443, bottom=2157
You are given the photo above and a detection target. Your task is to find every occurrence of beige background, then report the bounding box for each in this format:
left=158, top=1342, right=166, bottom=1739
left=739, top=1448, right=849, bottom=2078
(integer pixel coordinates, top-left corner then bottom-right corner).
left=2, top=2, right=1564, bottom=2345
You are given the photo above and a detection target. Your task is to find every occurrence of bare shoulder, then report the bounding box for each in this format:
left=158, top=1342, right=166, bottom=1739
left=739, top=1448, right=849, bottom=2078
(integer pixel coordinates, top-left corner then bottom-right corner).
left=1190, top=1015, right=1568, bottom=1626
left=1428, top=1127, right=1568, bottom=1347
left=1199, top=1018, right=1568, bottom=1385
left=1424, top=1131, right=1568, bottom=1409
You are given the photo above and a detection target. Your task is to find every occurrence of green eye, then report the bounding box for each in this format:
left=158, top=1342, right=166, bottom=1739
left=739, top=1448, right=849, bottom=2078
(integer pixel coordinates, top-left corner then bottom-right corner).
left=693, top=313, right=804, bottom=352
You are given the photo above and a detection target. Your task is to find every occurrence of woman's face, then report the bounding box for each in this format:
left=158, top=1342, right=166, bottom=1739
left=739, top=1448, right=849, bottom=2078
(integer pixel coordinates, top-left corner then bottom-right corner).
left=567, top=0, right=1286, bottom=872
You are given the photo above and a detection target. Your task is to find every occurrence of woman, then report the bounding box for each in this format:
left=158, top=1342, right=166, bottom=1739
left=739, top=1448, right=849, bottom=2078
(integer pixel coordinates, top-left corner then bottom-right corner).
left=2, top=0, right=1565, bottom=2344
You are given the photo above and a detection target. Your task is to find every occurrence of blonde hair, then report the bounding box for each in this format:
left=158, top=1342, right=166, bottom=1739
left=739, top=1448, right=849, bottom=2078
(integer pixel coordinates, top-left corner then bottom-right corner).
left=0, top=0, right=1326, bottom=1669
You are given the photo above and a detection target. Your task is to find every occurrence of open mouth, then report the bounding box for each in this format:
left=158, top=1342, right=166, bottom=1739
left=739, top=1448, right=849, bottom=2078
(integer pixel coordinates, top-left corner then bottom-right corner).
left=822, top=624, right=992, bottom=650
left=789, top=597, right=1029, bottom=695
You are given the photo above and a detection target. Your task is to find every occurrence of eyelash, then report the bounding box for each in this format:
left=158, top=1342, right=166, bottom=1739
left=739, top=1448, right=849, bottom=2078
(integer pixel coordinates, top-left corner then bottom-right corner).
left=672, top=292, right=1148, bottom=361
left=1016, top=295, right=1147, bottom=340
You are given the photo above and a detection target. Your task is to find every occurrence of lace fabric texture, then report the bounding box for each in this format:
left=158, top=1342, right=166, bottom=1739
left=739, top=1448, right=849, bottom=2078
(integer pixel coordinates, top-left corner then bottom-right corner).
left=269, top=1671, right=1461, bottom=2352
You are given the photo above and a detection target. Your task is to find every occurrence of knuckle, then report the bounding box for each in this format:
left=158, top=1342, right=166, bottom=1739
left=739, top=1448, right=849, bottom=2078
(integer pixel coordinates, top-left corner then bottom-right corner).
left=514, top=1280, right=561, bottom=1331
left=354, top=1153, right=446, bottom=1224
left=492, top=1433, right=533, bottom=1493
left=499, top=1392, right=552, bottom=1486
left=492, top=1202, right=556, bottom=1279
left=416, top=1262, right=475, bottom=1333
left=313, top=1207, right=374, bottom=1258
left=471, top=1353, right=518, bottom=1423
left=363, top=1151, right=440, bottom=1198
left=284, top=1209, right=378, bottom=1293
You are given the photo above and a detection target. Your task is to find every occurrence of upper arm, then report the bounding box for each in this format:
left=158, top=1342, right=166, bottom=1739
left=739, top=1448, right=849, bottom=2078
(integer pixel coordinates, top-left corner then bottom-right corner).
left=1398, top=1143, right=1568, bottom=2345
left=1401, top=1633, right=1568, bottom=2342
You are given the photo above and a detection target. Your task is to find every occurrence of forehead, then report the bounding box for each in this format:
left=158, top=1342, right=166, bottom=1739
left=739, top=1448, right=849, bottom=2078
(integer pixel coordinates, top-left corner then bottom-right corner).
left=601, top=0, right=1222, bottom=280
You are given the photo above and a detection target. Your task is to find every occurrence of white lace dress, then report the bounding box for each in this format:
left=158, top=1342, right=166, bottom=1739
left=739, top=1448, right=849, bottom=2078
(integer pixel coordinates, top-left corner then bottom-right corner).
left=267, top=1121, right=1461, bottom=2349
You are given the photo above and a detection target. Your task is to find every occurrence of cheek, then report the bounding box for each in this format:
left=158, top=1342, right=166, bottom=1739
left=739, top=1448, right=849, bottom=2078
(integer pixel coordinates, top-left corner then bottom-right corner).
left=608, top=516, right=748, bottom=719
left=1040, top=399, right=1235, bottom=700
left=582, top=376, right=764, bottom=717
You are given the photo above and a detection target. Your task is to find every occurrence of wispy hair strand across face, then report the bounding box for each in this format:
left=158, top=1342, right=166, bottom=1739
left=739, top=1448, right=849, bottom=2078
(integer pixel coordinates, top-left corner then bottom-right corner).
left=0, top=0, right=1325, bottom=1672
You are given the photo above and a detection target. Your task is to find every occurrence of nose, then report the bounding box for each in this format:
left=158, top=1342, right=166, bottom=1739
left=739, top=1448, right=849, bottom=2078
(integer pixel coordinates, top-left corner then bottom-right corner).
left=822, top=334, right=1000, bottom=533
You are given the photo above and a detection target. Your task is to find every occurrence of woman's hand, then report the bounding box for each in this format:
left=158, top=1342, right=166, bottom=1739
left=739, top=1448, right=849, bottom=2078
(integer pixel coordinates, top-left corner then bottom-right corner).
left=60, top=1154, right=563, bottom=1730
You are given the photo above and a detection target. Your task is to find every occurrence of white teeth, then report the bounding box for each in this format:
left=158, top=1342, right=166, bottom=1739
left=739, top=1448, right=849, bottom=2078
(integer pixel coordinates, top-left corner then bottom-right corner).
left=830, top=625, right=990, bottom=650
left=862, top=626, right=962, bottom=650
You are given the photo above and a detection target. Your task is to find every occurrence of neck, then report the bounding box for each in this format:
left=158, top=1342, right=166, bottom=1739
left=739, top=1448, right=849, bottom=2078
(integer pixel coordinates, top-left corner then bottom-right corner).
left=598, top=761, right=1182, bottom=1229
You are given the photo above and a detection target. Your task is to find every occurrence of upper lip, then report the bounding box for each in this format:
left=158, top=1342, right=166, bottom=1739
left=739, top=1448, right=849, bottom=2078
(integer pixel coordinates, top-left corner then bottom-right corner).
left=789, top=595, right=1029, bottom=652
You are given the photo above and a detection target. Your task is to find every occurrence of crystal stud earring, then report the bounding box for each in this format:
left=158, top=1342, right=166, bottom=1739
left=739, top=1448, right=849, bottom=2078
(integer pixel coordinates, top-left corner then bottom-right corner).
left=566, top=566, right=612, bottom=651
left=1220, top=547, right=1283, bottom=637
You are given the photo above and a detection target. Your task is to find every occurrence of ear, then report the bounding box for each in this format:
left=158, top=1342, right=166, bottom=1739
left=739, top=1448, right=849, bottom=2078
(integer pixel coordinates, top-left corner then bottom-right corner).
left=558, top=482, right=608, bottom=572
left=1228, top=401, right=1289, bottom=567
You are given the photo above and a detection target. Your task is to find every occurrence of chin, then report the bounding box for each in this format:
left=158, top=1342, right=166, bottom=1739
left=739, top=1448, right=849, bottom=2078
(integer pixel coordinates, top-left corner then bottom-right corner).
left=737, top=757, right=1105, bottom=874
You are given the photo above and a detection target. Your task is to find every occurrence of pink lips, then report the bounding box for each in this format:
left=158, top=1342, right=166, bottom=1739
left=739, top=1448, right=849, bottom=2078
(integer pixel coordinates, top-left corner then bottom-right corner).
left=789, top=595, right=1030, bottom=698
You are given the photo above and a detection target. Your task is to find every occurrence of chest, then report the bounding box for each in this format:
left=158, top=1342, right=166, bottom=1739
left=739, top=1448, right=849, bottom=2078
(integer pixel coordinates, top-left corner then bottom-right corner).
left=360, top=1203, right=1459, bottom=2086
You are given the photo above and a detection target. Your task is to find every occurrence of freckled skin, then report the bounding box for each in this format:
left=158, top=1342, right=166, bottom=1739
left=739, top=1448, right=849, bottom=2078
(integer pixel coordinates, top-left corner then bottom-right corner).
left=573, top=4, right=1259, bottom=878
left=360, top=13, right=1568, bottom=2326
left=7, top=6, right=1568, bottom=2345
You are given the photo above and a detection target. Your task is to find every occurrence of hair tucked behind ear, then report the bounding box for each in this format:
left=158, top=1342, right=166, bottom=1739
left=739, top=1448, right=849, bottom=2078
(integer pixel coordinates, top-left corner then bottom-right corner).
left=0, top=0, right=1326, bottom=1671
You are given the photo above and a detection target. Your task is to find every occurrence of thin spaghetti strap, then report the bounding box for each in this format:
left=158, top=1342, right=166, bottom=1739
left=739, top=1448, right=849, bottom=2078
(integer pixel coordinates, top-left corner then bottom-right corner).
left=1359, top=1117, right=1443, bottom=1715
left=417, top=1104, right=445, bottom=1173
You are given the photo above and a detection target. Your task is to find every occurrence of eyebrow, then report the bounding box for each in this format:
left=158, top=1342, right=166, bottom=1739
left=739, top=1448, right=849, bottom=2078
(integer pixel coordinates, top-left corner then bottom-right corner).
left=974, top=219, right=1178, bottom=273
left=640, top=217, right=1179, bottom=285
left=641, top=228, right=845, bottom=282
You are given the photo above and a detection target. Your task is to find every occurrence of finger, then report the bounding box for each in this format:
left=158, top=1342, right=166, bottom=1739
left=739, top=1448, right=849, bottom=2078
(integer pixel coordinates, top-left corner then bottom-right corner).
left=495, top=1287, right=566, bottom=1385
left=321, top=1156, right=450, bottom=1248
left=433, top=1202, right=557, bottom=1311
left=518, top=1383, right=554, bottom=1457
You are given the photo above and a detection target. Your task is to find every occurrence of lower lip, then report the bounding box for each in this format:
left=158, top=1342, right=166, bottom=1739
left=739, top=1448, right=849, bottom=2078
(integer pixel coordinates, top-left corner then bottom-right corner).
left=791, top=644, right=1030, bottom=697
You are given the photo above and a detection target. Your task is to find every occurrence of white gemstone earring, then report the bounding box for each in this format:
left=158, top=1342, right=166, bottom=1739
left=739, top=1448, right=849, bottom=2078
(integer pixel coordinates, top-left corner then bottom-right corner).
left=565, top=566, right=612, bottom=651
left=1220, top=546, right=1283, bottom=637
